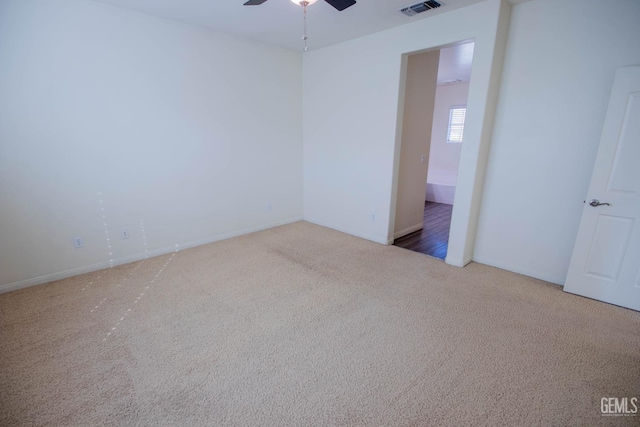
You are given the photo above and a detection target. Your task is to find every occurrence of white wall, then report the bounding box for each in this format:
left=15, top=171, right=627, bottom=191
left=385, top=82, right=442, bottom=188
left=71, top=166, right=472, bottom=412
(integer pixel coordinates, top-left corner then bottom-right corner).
left=0, top=0, right=303, bottom=291
left=427, top=82, right=469, bottom=186
left=303, top=0, right=510, bottom=267
left=474, top=0, right=640, bottom=284
left=394, top=50, right=439, bottom=238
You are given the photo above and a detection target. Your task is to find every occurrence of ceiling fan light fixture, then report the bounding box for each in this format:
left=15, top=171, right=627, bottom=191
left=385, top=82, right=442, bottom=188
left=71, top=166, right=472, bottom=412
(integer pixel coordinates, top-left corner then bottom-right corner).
left=245, top=0, right=357, bottom=51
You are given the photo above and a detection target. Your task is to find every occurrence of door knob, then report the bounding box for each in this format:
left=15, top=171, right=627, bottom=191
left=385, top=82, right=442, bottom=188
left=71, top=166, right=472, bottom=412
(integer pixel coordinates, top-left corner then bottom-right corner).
left=589, top=199, right=611, bottom=207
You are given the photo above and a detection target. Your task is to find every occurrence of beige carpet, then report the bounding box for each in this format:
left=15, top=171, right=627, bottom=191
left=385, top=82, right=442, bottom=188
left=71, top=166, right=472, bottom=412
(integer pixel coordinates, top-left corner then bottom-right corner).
left=1, top=221, right=639, bottom=426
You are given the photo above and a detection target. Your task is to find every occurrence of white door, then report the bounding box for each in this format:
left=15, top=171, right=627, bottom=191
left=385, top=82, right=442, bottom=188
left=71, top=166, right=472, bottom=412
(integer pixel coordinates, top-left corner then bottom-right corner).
left=564, top=66, right=640, bottom=311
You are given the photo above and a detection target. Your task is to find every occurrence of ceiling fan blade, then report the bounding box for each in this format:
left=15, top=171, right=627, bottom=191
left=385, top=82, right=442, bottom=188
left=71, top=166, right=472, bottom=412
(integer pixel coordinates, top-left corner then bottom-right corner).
left=324, top=0, right=356, bottom=11
left=243, top=0, right=268, bottom=5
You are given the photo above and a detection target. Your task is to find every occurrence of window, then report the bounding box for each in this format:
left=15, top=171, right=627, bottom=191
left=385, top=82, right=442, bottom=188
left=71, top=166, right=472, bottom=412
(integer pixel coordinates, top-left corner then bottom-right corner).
left=447, top=106, right=466, bottom=143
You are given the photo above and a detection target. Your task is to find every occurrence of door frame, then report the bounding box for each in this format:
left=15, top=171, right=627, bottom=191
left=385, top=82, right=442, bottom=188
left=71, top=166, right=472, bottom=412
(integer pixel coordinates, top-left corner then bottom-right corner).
left=387, top=34, right=507, bottom=267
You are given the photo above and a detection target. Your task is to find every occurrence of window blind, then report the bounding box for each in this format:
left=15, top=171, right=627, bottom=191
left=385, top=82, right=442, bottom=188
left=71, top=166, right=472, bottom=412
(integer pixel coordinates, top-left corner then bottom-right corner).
left=447, top=107, right=466, bottom=143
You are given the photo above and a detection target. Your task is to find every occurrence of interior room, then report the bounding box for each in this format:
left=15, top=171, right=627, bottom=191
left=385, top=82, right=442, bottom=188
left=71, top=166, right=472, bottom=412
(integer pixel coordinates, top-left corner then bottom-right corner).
left=1, top=0, right=639, bottom=425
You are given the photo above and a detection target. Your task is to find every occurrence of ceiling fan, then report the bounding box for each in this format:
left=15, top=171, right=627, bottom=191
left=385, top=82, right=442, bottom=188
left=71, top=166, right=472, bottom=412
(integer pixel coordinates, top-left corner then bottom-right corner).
left=243, top=0, right=357, bottom=12
left=244, top=0, right=356, bottom=51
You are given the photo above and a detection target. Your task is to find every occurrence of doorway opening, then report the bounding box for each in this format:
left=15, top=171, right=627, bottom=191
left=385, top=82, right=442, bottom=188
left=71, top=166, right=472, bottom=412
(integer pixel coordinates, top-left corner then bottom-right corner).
left=392, top=41, right=474, bottom=259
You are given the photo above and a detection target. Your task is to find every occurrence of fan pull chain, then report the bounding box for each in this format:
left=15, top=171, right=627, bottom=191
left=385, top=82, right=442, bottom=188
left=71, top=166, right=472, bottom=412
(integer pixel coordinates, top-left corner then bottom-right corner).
left=302, top=1, right=309, bottom=52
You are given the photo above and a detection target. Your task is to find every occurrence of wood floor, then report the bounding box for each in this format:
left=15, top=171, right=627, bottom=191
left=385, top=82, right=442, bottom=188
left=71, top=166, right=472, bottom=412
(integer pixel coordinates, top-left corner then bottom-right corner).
left=393, top=201, right=453, bottom=259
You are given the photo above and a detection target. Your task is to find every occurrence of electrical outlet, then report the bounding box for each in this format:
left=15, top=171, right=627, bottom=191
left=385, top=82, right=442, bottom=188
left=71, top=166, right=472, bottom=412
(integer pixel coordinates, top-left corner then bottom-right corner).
left=121, top=229, right=130, bottom=239
left=267, top=203, right=272, bottom=212
left=73, top=236, right=84, bottom=248
left=371, top=213, right=376, bottom=221
left=421, top=155, right=426, bottom=164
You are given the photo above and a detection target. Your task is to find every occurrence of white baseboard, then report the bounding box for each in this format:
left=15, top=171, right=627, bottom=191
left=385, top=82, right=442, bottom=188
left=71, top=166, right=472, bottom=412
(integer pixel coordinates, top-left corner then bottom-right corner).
left=0, top=261, right=119, bottom=295
left=445, top=255, right=469, bottom=267
left=0, top=217, right=303, bottom=294
left=472, top=255, right=565, bottom=286
left=304, top=217, right=390, bottom=245
left=394, top=223, right=423, bottom=239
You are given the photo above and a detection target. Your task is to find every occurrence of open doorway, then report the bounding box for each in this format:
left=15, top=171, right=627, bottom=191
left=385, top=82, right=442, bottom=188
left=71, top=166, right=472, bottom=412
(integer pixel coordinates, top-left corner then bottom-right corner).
left=393, top=42, right=474, bottom=259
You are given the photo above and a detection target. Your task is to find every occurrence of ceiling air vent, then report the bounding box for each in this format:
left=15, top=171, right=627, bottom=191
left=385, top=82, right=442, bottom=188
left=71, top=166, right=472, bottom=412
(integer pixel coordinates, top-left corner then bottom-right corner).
left=400, top=1, right=442, bottom=17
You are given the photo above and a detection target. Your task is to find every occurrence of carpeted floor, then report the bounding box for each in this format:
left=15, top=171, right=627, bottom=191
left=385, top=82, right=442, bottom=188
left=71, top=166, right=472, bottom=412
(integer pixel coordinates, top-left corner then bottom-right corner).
left=1, top=221, right=639, bottom=426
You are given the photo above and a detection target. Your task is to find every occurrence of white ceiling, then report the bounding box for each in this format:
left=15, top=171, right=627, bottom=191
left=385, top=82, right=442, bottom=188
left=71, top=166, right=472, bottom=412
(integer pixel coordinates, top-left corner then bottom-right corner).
left=93, top=0, right=532, bottom=52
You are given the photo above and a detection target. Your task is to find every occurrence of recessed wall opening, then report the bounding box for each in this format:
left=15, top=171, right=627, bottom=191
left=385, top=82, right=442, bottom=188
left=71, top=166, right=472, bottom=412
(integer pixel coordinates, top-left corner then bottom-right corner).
left=391, top=40, right=475, bottom=260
